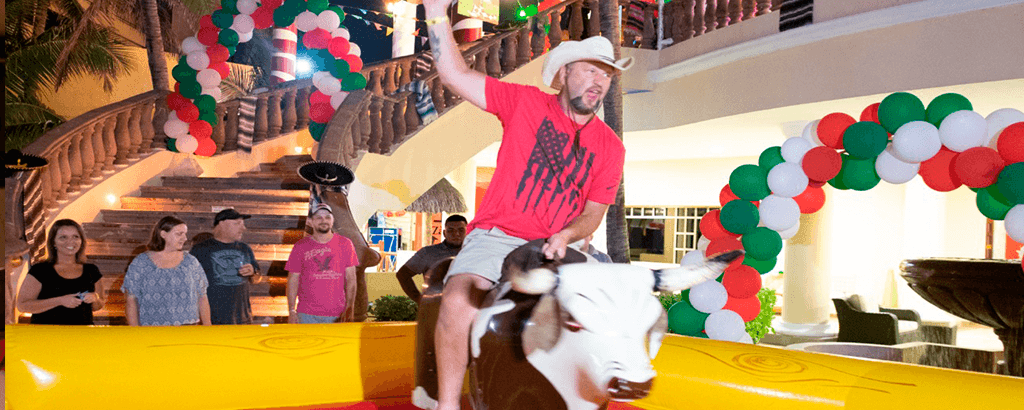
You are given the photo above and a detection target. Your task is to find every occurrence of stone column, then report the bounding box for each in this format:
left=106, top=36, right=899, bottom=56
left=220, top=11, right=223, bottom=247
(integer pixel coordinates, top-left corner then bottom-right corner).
left=392, top=1, right=417, bottom=58
left=774, top=188, right=837, bottom=339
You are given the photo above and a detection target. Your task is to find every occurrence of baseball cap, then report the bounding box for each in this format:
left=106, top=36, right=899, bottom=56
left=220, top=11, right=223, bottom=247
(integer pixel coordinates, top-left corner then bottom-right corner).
left=310, top=203, right=333, bottom=216
left=214, top=208, right=252, bottom=226
left=541, top=36, right=635, bottom=90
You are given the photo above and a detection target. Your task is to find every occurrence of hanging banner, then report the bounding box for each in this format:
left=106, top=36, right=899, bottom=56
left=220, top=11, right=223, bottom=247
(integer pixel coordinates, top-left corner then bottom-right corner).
left=457, top=0, right=499, bottom=24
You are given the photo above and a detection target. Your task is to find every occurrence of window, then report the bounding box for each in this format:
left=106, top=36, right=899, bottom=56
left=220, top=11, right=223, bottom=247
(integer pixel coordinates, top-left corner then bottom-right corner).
left=626, top=206, right=718, bottom=264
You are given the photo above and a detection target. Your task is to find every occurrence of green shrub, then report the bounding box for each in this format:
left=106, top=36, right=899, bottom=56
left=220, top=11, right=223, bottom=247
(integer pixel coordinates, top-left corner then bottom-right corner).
left=368, top=295, right=418, bottom=322
left=657, top=291, right=685, bottom=312
left=745, top=288, right=778, bottom=343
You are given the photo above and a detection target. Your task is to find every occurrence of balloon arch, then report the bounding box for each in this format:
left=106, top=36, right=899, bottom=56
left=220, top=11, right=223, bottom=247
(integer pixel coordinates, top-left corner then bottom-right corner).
left=668, top=91, right=1024, bottom=342
left=162, top=0, right=366, bottom=156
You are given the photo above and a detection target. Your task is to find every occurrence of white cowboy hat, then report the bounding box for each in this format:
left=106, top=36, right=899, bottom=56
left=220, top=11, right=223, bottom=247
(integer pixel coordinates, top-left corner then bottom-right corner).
left=542, top=36, right=635, bottom=90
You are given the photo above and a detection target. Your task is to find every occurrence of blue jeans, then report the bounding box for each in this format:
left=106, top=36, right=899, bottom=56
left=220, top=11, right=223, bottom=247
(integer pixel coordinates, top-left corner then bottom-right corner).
left=297, top=312, right=338, bottom=324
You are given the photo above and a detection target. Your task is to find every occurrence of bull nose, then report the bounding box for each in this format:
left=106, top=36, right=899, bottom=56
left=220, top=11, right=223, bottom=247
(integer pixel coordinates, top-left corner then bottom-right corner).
left=606, top=377, right=653, bottom=401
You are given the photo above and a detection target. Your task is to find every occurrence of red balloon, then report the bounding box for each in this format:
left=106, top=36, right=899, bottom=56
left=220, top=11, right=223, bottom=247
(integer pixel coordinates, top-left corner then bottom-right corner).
left=700, top=210, right=738, bottom=240
left=996, top=122, right=1024, bottom=164
left=166, top=92, right=189, bottom=111
left=309, top=90, right=332, bottom=105
left=919, top=147, right=962, bottom=192
left=722, top=265, right=761, bottom=299
left=189, top=120, right=213, bottom=139
left=343, top=55, right=363, bottom=72
left=209, top=62, right=230, bottom=79
left=723, top=295, right=762, bottom=322
left=194, top=136, right=217, bottom=157
left=303, top=28, right=331, bottom=49
left=197, top=27, right=220, bottom=46
left=262, top=0, right=283, bottom=7
left=808, top=179, right=827, bottom=188
left=207, top=44, right=230, bottom=63
left=309, top=102, right=336, bottom=123
left=175, top=103, right=199, bottom=123
left=719, top=185, right=739, bottom=206
left=953, top=147, right=1005, bottom=188
left=817, top=112, right=856, bottom=149
left=860, top=102, right=881, bottom=124
left=793, top=185, right=826, bottom=214
left=199, top=14, right=215, bottom=29
left=328, top=37, right=351, bottom=58
left=706, top=237, right=744, bottom=269
left=252, top=6, right=275, bottom=29
left=802, top=146, right=842, bottom=182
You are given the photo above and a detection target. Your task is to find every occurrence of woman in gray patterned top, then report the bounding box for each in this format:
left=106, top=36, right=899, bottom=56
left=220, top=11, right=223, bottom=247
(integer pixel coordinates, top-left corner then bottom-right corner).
left=122, top=216, right=210, bottom=326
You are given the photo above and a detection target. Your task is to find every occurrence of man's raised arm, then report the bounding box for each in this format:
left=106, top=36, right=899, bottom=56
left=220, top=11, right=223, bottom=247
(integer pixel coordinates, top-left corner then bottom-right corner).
left=423, top=0, right=487, bottom=109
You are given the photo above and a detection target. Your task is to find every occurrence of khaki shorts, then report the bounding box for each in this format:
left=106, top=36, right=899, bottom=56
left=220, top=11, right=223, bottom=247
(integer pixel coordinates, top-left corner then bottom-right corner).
left=444, top=227, right=592, bottom=286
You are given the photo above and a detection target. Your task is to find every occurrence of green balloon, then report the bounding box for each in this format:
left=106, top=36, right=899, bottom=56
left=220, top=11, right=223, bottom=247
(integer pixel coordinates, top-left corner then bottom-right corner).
left=179, top=80, right=203, bottom=99
left=742, top=255, right=777, bottom=274
left=211, top=9, right=235, bottom=29
left=667, top=295, right=709, bottom=336
left=721, top=199, right=759, bottom=235
left=309, top=121, right=326, bottom=142
left=341, top=72, right=367, bottom=91
left=843, top=121, right=888, bottom=159
left=741, top=227, right=783, bottom=261
left=194, top=94, right=217, bottom=113
left=199, top=111, right=219, bottom=126
left=220, top=0, right=239, bottom=14
left=166, top=138, right=177, bottom=152
left=758, top=146, right=785, bottom=172
left=841, top=155, right=880, bottom=191
left=997, top=162, right=1024, bottom=205
left=729, top=164, right=770, bottom=201
left=226, top=45, right=236, bottom=55
left=878, top=92, right=926, bottom=134
left=977, top=186, right=1012, bottom=220
left=171, top=64, right=197, bottom=82
left=274, top=7, right=297, bottom=27
left=285, top=0, right=307, bottom=14
left=926, top=93, right=972, bottom=126
left=307, top=0, right=329, bottom=13
left=330, top=59, right=351, bottom=78
left=218, top=28, right=239, bottom=47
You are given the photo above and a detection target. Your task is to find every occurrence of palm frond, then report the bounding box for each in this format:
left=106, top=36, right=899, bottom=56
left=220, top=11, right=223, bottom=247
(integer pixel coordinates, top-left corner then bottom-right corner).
left=4, top=101, right=65, bottom=127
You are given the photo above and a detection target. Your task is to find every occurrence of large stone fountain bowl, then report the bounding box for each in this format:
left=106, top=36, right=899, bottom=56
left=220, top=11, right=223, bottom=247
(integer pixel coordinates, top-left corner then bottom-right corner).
left=900, top=258, right=1024, bottom=377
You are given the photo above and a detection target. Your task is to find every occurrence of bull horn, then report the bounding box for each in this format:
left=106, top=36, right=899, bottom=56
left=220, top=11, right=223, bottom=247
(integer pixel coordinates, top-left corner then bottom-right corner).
left=652, top=250, right=743, bottom=292
left=511, top=267, right=558, bottom=295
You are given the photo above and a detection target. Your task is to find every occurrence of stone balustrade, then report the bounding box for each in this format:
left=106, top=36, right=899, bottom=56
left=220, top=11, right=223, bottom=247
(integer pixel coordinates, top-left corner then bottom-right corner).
left=624, top=0, right=782, bottom=49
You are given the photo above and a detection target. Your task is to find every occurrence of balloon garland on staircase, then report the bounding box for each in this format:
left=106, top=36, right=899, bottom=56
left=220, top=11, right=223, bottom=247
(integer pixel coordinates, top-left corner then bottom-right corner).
left=669, top=91, right=1024, bottom=342
left=163, top=0, right=367, bottom=155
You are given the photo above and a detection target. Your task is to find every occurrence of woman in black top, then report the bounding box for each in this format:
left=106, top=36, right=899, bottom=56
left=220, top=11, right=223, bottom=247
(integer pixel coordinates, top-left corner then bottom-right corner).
left=17, top=219, right=105, bottom=324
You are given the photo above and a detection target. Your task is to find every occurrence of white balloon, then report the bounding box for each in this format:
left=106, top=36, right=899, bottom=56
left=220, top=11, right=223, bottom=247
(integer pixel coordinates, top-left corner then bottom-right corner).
left=196, top=69, right=221, bottom=88
left=330, top=91, right=349, bottom=109
left=705, top=310, right=746, bottom=341
left=697, top=236, right=710, bottom=252
left=781, top=136, right=813, bottom=164
left=891, top=121, right=941, bottom=163
left=985, top=108, right=1024, bottom=146
left=181, top=36, right=206, bottom=55
left=237, top=30, right=254, bottom=43
left=236, top=0, right=258, bottom=15
left=875, top=145, right=920, bottom=184
left=317, top=10, right=342, bottom=31
left=690, top=280, right=728, bottom=313
left=778, top=219, right=800, bottom=240
left=331, top=27, right=351, bottom=40
left=201, top=87, right=222, bottom=101
left=736, top=332, right=754, bottom=344
left=767, top=162, right=809, bottom=198
left=802, top=119, right=822, bottom=146
left=176, top=134, right=199, bottom=154
left=231, top=14, right=255, bottom=34
left=295, top=11, right=319, bottom=32
left=1006, top=205, right=1024, bottom=243
left=680, top=250, right=705, bottom=267
left=312, top=71, right=329, bottom=88
left=186, top=51, right=210, bottom=71
left=316, top=75, right=342, bottom=95
left=758, top=195, right=800, bottom=232
left=939, top=110, right=987, bottom=152
left=163, top=118, right=188, bottom=137
left=349, top=43, right=362, bottom=57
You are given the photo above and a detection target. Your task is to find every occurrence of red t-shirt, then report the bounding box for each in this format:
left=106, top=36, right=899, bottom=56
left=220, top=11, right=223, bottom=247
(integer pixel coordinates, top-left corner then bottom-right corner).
left=470, top=77, right=625, bottom=240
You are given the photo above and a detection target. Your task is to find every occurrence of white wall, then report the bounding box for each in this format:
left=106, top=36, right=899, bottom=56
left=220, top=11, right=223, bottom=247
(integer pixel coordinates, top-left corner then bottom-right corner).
left=624, top=157, right=756, bottom=206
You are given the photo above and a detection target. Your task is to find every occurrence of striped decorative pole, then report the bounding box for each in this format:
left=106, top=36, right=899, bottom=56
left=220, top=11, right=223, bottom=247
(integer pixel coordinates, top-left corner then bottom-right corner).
left=271, top=24, right=298, bottom=83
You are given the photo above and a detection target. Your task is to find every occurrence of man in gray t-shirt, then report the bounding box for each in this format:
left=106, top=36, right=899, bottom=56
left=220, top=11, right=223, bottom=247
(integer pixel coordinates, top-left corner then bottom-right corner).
left=396, top=215, right=467, bottom=303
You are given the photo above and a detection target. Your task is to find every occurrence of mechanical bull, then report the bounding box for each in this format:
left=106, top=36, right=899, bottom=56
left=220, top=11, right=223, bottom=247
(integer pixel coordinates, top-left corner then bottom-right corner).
left=413, top=240, right=742, bottom=410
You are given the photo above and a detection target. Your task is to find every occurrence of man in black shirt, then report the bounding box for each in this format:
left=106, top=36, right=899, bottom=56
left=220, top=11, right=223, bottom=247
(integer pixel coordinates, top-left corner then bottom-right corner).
left=395, top=215, right=467, bottom=303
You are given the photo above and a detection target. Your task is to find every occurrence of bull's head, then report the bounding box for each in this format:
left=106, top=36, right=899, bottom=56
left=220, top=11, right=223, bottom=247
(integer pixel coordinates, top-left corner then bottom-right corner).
left=509, top=250, right=742, bottom=406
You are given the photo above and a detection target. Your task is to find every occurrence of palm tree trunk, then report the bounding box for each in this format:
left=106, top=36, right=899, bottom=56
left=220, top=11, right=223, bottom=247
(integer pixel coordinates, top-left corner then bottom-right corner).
left=143, top=0, right=169, bottom=91
left=599, top=0, right=630, bottom=263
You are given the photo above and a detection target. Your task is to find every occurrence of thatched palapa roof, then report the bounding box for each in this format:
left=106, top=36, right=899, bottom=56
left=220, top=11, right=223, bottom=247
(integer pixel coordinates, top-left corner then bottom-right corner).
left=405, top=178, right=468, bottom=213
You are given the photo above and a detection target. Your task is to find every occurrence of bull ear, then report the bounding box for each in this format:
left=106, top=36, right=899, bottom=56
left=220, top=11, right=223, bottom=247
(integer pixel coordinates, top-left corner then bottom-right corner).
left=653, top=250, right=743, bottom=292
left=647, top=310, right=668, bottom=359
left=523, top=294, right=562, bottom=356
left=511, top=267, right=558, bottom=295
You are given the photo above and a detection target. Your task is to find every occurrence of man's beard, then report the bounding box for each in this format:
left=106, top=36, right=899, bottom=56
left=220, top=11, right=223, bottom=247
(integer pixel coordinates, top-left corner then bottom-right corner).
left=569, top=95, right=602, bottom=115
left=315, top=225, right=332, bottom=234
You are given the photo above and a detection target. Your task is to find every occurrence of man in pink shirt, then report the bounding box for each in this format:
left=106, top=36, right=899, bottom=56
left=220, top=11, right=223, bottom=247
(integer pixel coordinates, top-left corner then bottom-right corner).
left=285, top=203, right=359, bottom=324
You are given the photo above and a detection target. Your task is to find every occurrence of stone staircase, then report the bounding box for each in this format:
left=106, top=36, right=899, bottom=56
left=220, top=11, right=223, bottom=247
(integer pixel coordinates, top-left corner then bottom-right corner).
left=81, top=155, right=314, bottom=325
